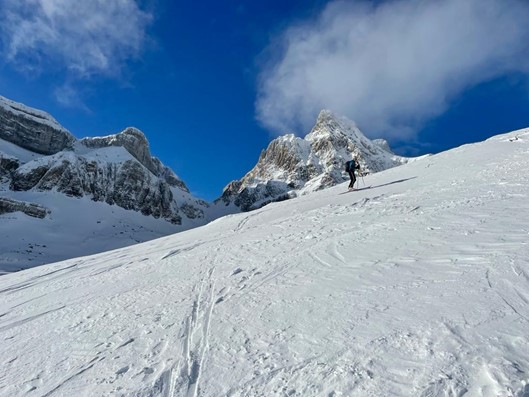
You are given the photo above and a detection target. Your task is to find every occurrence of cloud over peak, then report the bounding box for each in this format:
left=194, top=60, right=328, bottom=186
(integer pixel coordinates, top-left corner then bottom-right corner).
left=256, top=0, right=529, bottom=139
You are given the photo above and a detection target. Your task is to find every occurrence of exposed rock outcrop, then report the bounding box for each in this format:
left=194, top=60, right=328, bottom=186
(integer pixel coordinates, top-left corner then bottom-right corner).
left=79, top=128, right=188, bottom=191
left=0, top=155, right=20, bottom=181
left=0, top=197, right=49, bottom=218
left=0, top=95, right=75, bottom=155
left=9, top=150, right=194, bottom=224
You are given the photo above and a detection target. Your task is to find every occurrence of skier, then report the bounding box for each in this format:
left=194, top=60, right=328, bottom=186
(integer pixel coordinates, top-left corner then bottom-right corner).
left=345, top=157, right=360, bottom=190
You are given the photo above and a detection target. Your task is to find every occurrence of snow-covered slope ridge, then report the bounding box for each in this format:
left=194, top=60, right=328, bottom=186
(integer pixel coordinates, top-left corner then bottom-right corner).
left=216, top=109, right=417, bottom=212
left=1, top=128, right=528, bottom=396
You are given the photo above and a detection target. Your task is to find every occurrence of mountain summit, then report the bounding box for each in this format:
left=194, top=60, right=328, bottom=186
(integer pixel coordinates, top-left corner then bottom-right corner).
left=216, top=110, right=414, bottom=212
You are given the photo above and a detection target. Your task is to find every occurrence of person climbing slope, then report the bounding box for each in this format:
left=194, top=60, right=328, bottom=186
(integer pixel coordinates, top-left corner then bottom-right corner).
left=345, top=157, right=360, bottom=190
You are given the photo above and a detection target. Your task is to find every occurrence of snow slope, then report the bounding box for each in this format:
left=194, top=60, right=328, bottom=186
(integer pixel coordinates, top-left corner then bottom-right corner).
left=0, top=191, right=187, bottom=274
left=0, top=128, right=529, bottom=396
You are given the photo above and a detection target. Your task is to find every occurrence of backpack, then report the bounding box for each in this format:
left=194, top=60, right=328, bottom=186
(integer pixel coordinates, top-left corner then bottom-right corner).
left=345, top=160, right=355, bottom=172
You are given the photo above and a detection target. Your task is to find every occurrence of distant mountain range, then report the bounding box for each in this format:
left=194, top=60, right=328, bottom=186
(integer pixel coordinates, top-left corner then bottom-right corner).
left=0, top=95, right=415, bottom=271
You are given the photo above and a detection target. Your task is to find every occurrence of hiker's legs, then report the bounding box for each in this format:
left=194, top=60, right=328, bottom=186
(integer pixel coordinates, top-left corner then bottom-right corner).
left=348, top=171, right=356, bottom=188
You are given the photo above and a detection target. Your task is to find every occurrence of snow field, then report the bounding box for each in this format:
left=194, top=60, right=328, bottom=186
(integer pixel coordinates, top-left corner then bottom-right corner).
left=0, top=129, right=529, bottom=396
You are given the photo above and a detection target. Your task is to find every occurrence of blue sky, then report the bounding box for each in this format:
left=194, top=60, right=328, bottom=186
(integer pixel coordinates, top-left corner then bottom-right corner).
left=1, top=0, right=529, bottom=201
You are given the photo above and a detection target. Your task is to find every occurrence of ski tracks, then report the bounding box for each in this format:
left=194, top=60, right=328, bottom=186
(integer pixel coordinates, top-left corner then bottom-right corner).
left=172, top=268, right=217, bottom=397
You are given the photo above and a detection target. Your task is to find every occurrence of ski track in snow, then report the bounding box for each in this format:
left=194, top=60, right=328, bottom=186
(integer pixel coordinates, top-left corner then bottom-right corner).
left=1, top=129, right=529, bottom=396
left=172, top=267, right=216, bottom=397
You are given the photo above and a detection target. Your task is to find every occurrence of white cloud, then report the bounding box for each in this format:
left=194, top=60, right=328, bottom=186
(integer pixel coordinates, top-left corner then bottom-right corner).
left=54, top=83, right=90, bottom=111
left=0, top=0, right=152, bottom=104
left=256, top=0, right=529, bottom=139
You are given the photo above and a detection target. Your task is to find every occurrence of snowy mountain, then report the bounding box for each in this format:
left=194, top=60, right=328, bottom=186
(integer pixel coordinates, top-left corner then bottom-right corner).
left=215, top=110, right=417, bottom=212
left=1, top=97, right=419, bottom=272
left=0, top=95, right=211, bottom=272
left=1, top=127, right=528, bottom=396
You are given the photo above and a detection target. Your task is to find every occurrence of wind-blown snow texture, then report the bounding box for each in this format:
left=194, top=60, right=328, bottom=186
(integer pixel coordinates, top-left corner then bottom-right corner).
left=1, top=129, right=529, bottom=396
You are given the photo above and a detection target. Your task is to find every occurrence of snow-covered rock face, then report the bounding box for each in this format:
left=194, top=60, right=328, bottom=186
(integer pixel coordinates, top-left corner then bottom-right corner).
left=0, top=197, right=48, bottom=219
left=0, top=95, right=211, bottom=270
left=216, top=109, right=413, bottom=212
left=0, top=96, right=206, bottom=226
left=373, top=138, right=393, bottom=153
left=0, top=95, right=75, bottom=155
left=10, top=150, right=185, bottom=224
left=80, top=128, right=188, bottom=192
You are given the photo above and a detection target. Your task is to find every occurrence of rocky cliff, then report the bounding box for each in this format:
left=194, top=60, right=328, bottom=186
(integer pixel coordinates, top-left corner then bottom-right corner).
left=0, top=197, right=49, bottom=219
left=10, top=150, right=186, bottom=224
left=0, top=95, right=75, bottom=155
left=79, top=128, right=188, bottom=191
left=216, top=110, right=414, bottom=212
left=0, top=96, right=209, bottom=226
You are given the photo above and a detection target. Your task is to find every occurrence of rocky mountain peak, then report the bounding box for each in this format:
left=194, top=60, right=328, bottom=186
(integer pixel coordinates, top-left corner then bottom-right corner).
left=80, top=127, right=151, bottom=167
left=79, top=127, right=188, bottom=191
left=254, top=135, right=310, bottom=175
left=307, top=109, right=353, bottom=139
left=114, top=127, right=150, bottom=156
left=373, top=138, right=394, bottom=154
left=215, top=109, right=414, bottom=213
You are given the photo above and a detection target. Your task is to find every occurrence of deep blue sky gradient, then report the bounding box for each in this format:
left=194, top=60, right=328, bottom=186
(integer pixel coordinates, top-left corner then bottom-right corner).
left=1, top=0, right=528, bottom=201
